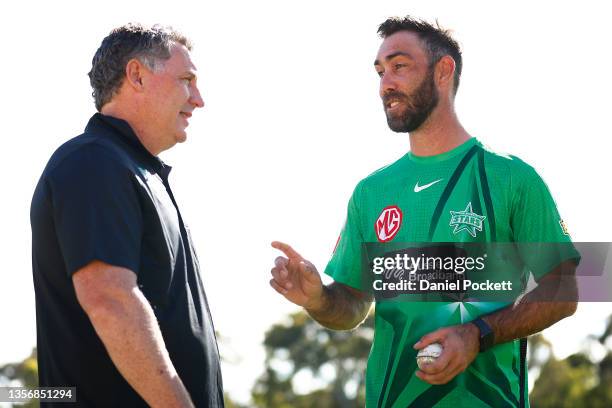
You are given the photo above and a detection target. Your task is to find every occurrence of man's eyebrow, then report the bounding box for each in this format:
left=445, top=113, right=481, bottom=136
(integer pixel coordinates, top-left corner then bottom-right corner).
left=374, top=51, right=414, bottom=66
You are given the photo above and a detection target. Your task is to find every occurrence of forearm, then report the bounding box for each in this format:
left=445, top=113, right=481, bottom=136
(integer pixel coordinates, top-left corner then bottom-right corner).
left=483, top=299, right=576, bottom=345
left=481, top=266, right=577, bottom=345
left=86, top=290, right=193, bottom=408
left=306, top=283, right=372, bottom=330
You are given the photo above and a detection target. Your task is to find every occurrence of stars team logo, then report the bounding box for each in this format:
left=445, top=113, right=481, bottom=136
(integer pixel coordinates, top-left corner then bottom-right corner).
left=375, top=205, right=403, bottom=242
left=449, top=202, right=486, bottom=238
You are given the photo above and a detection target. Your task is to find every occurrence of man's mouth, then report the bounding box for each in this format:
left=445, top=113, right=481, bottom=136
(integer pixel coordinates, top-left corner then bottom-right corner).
left=383, top=93, right=407, bottom=111
left=385, top=98, right=404, bottom=111
left=180, top=112, right=192, bottom=119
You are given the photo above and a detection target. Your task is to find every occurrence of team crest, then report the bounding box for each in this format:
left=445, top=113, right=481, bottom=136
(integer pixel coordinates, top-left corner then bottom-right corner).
left=449, top=202, right=486, bottom=238
left=375, top=205, right=403, bottom=242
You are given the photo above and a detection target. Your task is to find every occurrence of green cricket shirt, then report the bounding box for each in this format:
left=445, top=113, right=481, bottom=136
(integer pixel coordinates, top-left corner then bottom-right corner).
left=325, top=138, right=580, bottom=407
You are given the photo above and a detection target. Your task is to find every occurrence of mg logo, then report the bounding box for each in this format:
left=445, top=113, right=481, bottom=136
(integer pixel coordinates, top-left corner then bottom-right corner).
left=375, top=205, right=403, bottom=242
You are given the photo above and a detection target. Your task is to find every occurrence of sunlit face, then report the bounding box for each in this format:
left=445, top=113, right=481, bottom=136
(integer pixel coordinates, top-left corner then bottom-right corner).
left=374, top=31, right=439, bottom=133
left=143, top=43, right=204, bottom=151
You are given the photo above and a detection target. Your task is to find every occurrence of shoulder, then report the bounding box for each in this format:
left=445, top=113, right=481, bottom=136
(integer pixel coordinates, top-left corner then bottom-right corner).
left=43, top=131, right=137, bottom=183
left=477, top=144, right=555, bottom=218
left=478, top=142, right=543, bottom=186
left=352, top=153, right=411, bottom=196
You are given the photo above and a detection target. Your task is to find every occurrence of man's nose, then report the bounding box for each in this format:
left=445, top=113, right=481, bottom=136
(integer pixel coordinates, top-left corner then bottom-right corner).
left=190, top=85, right=205, bottom=108
left=380, top=71, right=398, bottom=98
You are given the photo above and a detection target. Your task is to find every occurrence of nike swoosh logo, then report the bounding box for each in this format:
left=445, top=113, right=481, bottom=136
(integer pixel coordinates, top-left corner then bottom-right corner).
left=414, top=179, right=443, bottom=192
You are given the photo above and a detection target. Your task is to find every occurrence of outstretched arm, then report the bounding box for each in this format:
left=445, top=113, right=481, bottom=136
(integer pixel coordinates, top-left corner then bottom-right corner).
left=270, top=241, right=372, bottom=330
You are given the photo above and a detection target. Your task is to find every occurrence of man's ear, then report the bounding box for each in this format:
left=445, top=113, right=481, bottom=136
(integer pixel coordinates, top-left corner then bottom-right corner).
left=435, top=55, right=456, bottom=92
left=124, top=58, right=146, bottom=91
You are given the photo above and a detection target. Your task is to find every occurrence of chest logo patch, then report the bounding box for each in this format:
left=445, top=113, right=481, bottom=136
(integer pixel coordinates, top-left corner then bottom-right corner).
left=449, top=202, right=486, bottom=238
left=414, top=178, right=443, bottom=192
left=375, top=205, right=403, bottom=242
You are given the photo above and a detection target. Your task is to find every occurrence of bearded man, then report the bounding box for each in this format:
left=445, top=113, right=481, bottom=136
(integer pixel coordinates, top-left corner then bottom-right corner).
left=269, top=16, right=579, bottom=408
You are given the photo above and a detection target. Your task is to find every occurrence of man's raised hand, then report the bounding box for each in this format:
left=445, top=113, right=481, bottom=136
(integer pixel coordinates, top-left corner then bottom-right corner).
left=270, top=241, right=324, bottom=310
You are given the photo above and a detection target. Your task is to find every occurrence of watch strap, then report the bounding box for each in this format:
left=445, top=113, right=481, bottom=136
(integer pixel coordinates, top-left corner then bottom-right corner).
left=472, top=317, right=494, bottom=352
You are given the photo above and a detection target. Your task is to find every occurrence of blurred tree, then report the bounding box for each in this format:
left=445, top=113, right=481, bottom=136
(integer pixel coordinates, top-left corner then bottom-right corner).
left=0, top=348, right=38, bottom=407
left=527, top=333, right=552, bottom=371
left=252, top=311, right=373, bottom=407
left=530, top=355, right=596, bottom=407
left=0, top=348, right=38, bottom=388
left=0, top=341, right=250, bottom=408
left=530, top=314, right=612, bottom=407
left=252, top=311, right=612, bottom=407
left=224, top=392, right=249, bottom=408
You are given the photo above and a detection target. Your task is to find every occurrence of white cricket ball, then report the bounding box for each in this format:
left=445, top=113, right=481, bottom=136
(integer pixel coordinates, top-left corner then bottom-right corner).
left=416, top=342, right=443, bottom=369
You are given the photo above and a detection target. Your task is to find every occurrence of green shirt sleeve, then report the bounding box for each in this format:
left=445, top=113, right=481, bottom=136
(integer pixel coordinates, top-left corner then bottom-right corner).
left=510, top=159, right=581, bottom=281
left=324, top=181, right=367, bottom=290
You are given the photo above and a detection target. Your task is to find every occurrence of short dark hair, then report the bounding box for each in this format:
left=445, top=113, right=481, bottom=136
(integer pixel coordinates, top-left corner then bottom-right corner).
left=88, top=23, right=192, bottom=111
left=378, top=16, right=462, bottom=94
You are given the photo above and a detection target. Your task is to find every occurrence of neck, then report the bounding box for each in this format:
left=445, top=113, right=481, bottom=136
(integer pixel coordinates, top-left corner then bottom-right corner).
left=101, top=103, right=162, bottom=156
left=408, top=103, right=471, bottom=157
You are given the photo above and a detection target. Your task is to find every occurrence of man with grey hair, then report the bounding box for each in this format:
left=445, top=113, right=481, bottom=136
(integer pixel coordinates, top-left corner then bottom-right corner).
left=31, top=23, right=223, bottom=407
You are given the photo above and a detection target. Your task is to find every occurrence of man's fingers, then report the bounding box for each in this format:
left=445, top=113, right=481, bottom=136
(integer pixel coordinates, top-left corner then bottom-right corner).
left=269, top=279, right=288, bottom=295
left=416, top=361, right=463, bottom=385
left=270, top=267, right=287, bottom=284
left=274, top=257, right=289, bottom=277
left=270, top=267, right=292, bottom=290
left=271, top=241, right=304, bottom=261
left=274, top=256, right=288, bottom=267
left=416, top=359, right=460, bottom=384
left=414, top=329, right=447, bottom=349
left=418, top=351, right=452, bottom=375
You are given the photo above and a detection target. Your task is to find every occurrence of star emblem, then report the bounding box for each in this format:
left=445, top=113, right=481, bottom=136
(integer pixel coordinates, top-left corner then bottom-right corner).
left=449, top=202, right=486, bottom=238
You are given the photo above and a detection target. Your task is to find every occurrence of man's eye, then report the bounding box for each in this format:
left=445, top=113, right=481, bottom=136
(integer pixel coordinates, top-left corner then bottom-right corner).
left=376, top=71, right=384, bottom=78
left=395, top=63, right=406, bottom=70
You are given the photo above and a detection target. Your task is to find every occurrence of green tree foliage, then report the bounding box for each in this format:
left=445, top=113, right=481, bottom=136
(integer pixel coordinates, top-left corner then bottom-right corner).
left=0, top=345, right=248, bottom=408
left=252, top=311, right=373, bottom=407
left=529, top=314, right=612, bottom=407
left=252, top=312, right=612, bottom=407
left=0, top=348, right=38, bottom=407
left=0, top=349, right=38, bottom=389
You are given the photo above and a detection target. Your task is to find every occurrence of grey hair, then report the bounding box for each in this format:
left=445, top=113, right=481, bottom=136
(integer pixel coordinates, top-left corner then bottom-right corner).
left=88, top=23, right=192, bottom=111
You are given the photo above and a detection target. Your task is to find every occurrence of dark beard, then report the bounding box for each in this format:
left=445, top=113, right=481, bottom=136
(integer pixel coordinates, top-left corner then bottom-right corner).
left=384, top=68, right=439, bottom=133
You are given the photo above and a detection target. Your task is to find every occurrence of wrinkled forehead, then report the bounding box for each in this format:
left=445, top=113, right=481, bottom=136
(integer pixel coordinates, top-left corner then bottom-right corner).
left=375, top=31, right=428, bottom=65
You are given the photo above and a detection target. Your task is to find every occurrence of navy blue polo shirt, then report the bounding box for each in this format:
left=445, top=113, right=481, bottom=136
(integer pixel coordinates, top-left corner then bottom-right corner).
left=30, top=113, right=224, bottom=407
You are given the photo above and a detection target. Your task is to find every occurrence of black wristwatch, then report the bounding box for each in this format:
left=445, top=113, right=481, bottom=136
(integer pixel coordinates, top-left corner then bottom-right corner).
left=472, top=317, right=494, bottom=352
